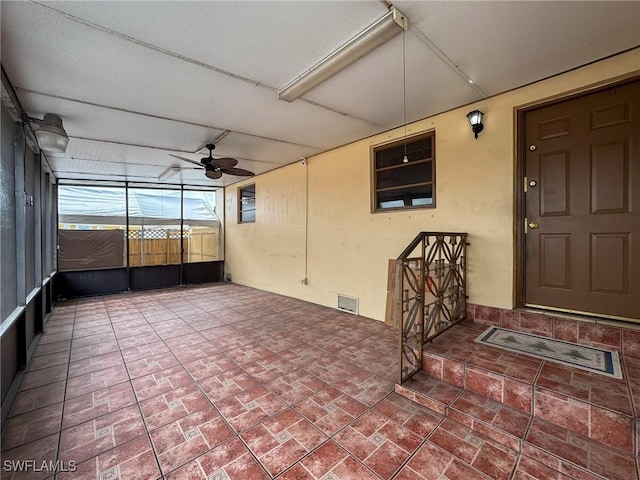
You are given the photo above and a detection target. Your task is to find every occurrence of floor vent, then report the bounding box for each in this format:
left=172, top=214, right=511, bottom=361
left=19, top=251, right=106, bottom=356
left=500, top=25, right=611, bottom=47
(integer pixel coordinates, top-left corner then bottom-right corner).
left=337, top=294, right=359, bottom=314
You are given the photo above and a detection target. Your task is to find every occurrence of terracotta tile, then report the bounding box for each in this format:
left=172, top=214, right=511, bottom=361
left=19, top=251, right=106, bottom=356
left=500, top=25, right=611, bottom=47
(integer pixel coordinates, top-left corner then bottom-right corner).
left=140, top=383, right=213, bottom=431
left=165, top=437, right=269, bottom=479
left=199, top=368, right=261, bottom=403
left=242, top=355, right=297, bottom=382
left=504, top=377, right=532, bottom=413
left=1, top=403, right=63, bottom=450
left=0, top=434, right=59, bottom=480
left=62, top=382, right=137, bottom=429
left=374, top=393, right=443, bottom=437
left=33, top=339, right=72, bottom=357
left=465, top=367, right=504, bottom=402
left=170, top=341, right=220, bottom=363
left=225, top=341, right=275, bottom=365
left=150, top=408, right=235, bottom=474
left=622, top=328, right=640, bottom=359
left=70, top=340, right=120, bottom=362
left=65, top=365, right=130, bottom=400
left=72, top=324, right=113, bottom=338
left=152, top=319, right=197, bottom=340
left=280, top=440, right=378, bottom=480
left=112, top=323, right=157, bottom=340
left=18, top=364, right=68, bottom=391
left=68, top=351, right=124, bottom=378
left=334, top=410, right=422, bottom=479
left=71, top=332, right=117, bottom=349
left=553, top=318, right=579, bottom=343
left=401, top=373, right=461, bottom=414
left=449, top=390, right=530, bottom=440
left=332, top=370, right=394, bottom=406
left=500, top=310, right=521, bottom=330
left=58, top=405, right=146, bottom=464
left=578, top=323, right=621, bottom=350
left=430, top=419, right=517, bottom=480
left=116, top=332, right=163, bottom=349
left=57, top=435, right=160, bottom=480
left=131, top=365, right=194, bottom=401
left=589, top=405, right=633, bottom=453
left=125, top=352, right=180, bottom=379
left=266, top=368, right=330, bottom=405
left=474, top=306, right=501, bottom=325
left=182, top=353, right=238, bottom=382
left=534, top=389, right=589, bottom=436
left=215, top=386, right=287, bottom=432
left=37, top=331, right=73, bottom=345
left=442, top=357, right=464, bottom=386
left=120, top=340, right=170, bottom=363
left=513, top=456, right=574, bottom=480
left=398, top=441, right=491, bottom=480
left=208, top=333, right=254, bottom=351
left=294, top=386, right=367, bottom=435
left=520, top=312, right=553, bottom=337
left=305, top=355, right=362, bottom=385
left=8, top=381, right=66, bottom=417
left=25, top=351, right=70, bottom=371
left=240, top=409, right=327, bottom=476
left=421, top=352, right=443, bottom=379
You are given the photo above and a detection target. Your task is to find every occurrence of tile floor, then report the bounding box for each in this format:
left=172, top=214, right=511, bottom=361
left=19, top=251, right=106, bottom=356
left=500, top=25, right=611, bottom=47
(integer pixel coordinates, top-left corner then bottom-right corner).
left=0, top=283, right=623, bottom=479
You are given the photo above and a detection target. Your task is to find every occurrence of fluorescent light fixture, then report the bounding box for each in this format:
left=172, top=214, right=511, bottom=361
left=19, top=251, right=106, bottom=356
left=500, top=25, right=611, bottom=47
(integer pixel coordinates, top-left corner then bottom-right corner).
left=31, top=114, right=69, bottom=153
left=278, top=7, right=407, bottom=102
left=158, top=166, right=181, bottom=181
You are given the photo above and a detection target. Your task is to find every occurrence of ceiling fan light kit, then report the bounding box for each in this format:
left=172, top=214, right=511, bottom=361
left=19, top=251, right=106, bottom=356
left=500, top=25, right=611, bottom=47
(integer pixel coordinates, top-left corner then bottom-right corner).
left=168, top=143, right=254, bottom=181
left=277, top=7, right=407, bottom=102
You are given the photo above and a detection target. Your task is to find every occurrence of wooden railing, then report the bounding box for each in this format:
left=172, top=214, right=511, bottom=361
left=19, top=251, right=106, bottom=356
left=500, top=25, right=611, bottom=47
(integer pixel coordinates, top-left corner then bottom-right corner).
left=395, top=232, right=468, bottom=384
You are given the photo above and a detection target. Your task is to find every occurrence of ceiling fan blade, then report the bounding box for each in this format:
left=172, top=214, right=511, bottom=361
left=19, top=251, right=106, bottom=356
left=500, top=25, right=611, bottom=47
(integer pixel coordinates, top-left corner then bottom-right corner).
left=221, top=167, right=255, bottom=177
left=169, top=153, right=203, bottom=167
left=209, top=157, right=238, bottom=169
left=205, top=169, right=223, bottom=180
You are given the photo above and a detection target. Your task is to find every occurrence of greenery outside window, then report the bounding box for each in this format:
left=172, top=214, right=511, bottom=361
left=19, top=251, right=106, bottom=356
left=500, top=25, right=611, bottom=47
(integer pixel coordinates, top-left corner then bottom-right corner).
left=372, top=132, right=435, bottom=211
left=239, top=184, right=256, bottom=223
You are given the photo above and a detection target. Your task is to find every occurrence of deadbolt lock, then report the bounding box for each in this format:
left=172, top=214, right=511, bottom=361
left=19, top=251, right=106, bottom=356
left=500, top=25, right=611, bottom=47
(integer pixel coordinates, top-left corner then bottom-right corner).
left=528, top=180, right=537, bottom=187
left=528, top=222, right=539, bottom=229
left=529, top=145, right=537, bottom=151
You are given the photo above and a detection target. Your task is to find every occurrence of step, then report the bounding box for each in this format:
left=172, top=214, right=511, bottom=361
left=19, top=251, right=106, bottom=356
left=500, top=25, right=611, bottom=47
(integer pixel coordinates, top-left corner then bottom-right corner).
left=395, top=373, right=639, bottom=480
left=418, top=322, right=637, bottom=455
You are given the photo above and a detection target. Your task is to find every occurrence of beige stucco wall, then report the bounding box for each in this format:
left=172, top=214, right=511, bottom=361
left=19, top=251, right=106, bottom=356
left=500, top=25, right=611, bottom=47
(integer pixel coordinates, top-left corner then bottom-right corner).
left=225, top=49, right=640, bottom=322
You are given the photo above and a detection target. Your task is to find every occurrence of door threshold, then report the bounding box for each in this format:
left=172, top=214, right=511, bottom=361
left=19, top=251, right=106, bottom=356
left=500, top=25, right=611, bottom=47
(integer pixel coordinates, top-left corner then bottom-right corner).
left=521, top=304, right=640, bottom=330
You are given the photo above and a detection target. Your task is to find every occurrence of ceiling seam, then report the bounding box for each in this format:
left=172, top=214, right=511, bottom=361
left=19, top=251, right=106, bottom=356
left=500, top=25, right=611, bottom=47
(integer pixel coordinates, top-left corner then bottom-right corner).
left=27, top=0, right=384, bottom=129
left=408, top=25, right=488, bottom=98
left=64, top=137, right=286, bottom=165
left=16, top=87, right=322, bottom=151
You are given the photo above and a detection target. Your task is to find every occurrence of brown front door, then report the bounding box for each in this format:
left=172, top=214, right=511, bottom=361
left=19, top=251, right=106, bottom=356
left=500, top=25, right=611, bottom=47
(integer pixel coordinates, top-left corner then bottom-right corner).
left=524, top=79, right=640, bottom=320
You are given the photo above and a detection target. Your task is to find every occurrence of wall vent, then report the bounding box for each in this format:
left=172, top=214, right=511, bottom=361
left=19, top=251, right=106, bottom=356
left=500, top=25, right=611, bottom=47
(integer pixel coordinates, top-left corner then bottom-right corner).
left=337, top=294, right=359, bottom=315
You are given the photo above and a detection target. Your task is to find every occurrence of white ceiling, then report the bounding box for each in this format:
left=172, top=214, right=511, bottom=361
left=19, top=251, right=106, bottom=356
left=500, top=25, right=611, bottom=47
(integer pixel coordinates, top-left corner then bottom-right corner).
left=1, top=1, right=638, bottom=187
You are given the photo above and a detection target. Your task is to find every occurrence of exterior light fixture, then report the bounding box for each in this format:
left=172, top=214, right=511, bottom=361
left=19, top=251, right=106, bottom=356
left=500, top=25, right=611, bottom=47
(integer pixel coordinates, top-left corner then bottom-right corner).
left=278, top=7, right=407, bottom=102
left=466, top=110, right=484, bottom=139
left=27, top=113, right=70, bottom=153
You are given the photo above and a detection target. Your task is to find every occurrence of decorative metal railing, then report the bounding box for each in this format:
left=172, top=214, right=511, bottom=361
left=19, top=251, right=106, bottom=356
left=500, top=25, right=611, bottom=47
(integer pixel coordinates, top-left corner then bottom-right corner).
left=396, top=232, right=468, bottom=384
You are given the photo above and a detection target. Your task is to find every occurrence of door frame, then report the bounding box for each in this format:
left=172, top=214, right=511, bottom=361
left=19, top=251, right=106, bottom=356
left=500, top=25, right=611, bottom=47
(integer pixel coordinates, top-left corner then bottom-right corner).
left=514, top=73, right=640, bottom=311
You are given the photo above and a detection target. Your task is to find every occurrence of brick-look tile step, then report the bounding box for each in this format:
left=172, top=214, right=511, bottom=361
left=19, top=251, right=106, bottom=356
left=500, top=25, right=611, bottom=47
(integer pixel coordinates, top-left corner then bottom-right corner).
left=418, top=323, right=637, bottom=454
left=396, top=375, right=640, bottom=480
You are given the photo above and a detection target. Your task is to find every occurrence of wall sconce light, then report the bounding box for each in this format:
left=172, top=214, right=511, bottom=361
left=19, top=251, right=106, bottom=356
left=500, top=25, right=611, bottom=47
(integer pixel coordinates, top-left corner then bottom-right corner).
left=466, top=110, right=484, bottom=139
left=25, top=113, right=70, bottom=153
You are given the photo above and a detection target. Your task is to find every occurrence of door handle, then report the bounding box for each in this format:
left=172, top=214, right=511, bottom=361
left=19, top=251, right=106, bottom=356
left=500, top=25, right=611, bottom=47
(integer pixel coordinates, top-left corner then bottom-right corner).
left=528, top=222, right=539, bottom=229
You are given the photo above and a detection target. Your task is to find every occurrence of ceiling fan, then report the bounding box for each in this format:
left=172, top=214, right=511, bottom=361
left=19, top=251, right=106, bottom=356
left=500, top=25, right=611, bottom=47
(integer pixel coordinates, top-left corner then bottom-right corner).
left=169, top=144, right=254, bottom=179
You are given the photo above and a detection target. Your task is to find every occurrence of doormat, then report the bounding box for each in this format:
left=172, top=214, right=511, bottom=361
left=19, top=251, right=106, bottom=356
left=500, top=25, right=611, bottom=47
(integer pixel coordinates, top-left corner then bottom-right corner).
left=475, top=327, right=622, bottom=379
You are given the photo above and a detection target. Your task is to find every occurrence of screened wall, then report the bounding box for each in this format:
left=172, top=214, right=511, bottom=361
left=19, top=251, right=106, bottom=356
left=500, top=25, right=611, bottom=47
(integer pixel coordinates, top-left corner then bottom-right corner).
left=1, top=101, right=57, bottom=422
left=56, top=182, right=224, bottom=296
